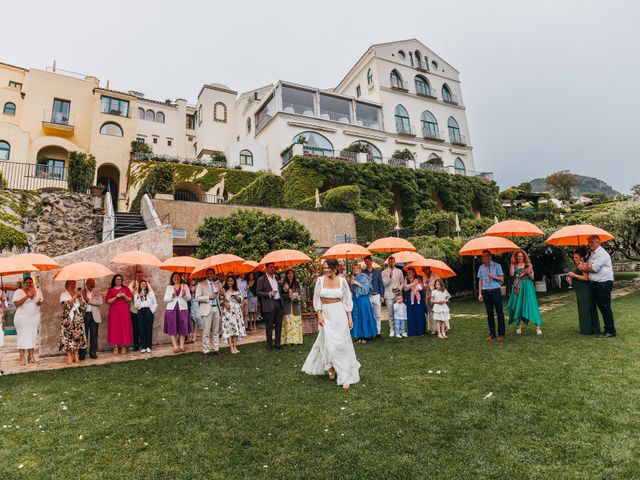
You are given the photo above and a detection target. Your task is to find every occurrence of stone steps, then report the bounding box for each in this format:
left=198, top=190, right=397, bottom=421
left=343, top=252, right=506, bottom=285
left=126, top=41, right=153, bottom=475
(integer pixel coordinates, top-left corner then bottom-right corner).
left=114, top=213, right=146, bottom=239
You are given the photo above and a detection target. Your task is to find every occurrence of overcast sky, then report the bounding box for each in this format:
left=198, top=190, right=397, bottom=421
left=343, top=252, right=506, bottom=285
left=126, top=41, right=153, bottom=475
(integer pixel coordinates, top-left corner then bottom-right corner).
left=4, top=0, right=639, bottom=192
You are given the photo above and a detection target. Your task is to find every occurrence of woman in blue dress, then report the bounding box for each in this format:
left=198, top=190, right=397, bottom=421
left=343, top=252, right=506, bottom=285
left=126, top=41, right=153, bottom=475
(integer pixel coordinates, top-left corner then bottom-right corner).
left=403, top=267, right=426, bottom=336
left=349, top=263, right=377, bottom=343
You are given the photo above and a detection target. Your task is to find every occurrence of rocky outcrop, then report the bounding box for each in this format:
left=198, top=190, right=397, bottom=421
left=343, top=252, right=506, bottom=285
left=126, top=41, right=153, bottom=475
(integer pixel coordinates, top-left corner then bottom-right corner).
left=24, top=192, right=103, bottom=256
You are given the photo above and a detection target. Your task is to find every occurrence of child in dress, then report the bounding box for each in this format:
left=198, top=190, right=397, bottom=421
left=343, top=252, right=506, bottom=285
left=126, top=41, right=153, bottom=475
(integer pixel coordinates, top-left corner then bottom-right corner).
left=410, top=277, right=423, bottom=305
left=393, top=293, right=407, bottom=338
left=430, top=280, right=451, bottom=339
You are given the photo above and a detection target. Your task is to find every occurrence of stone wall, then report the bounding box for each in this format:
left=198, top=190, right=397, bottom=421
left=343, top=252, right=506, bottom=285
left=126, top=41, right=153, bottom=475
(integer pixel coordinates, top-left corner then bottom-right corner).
left=24, top=192, right=103, bottom=256
left=38, top=225, right=173, bottom=357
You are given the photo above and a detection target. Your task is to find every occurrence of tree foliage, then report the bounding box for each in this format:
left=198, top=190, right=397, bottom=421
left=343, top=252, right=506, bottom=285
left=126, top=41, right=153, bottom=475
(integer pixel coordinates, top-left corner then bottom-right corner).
left=354, top=207, right=395, bottom=243
left=544, top=171, right=579, bottom=200
left=589, top=200, right=640, bottom=260
left=67, top=151, right=96, bottom=193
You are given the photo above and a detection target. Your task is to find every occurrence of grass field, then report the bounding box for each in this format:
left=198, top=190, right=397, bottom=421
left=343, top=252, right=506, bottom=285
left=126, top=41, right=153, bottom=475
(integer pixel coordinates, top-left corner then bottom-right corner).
left=1, top=281, right=639, bottom=479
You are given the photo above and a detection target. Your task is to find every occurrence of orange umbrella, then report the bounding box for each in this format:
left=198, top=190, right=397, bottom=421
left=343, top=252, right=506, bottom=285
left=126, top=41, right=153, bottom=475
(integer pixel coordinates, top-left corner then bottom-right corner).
left=459, top=236, right=519, bottom=256
left=191, top=254, right=246, bottom=278
left=357, top=260, right=381, bottom=269
left=111, top=250, right=162, bottom=266
left=0, top=257, right=39, bottom=276
left=405, top=258, right=456, bottom=279
left=384, top=251, right=426, bottom=264
left=259, top=249, right=311, bottom=268
left=485, top=220, right=544, bottom=237
left=322, top=243, right=371, bottom=259
left=13, top=253, right=60, bottom=271
left=159, top=256, right=201, bottom=274
left=545, top=224, right=614, bottom=246
left=368, top=237, right=416, bottom=252
left=53, top=261, right=114, bottom=281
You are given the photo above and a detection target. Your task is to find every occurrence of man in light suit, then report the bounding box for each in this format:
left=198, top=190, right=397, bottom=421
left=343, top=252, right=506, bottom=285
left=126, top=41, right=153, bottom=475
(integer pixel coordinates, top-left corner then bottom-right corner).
left=80, top=278, right=103, bottom=360
left=197, top=269, right=223, bottom=358
left=257, top=263, right=285, bottom=350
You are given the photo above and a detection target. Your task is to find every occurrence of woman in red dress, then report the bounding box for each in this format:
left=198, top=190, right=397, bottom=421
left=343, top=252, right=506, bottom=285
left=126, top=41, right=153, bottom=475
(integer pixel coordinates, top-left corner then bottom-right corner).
left=106, top=274, right=134, bottom=354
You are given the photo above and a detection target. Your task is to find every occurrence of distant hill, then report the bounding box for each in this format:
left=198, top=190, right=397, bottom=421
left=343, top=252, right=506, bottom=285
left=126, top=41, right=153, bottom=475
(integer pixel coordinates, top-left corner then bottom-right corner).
left=527, top=174, right=621, bottom=197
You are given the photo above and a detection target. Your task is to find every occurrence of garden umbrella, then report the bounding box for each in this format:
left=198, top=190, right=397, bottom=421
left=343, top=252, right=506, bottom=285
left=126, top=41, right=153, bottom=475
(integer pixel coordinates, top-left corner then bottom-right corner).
left=159, top=256, right=201, bottom=275
left=191, top=254, right=247, bottom=278
left=111, top=250, right=162, bottom=266
left=358, top=260, right=381, bottom=269
left=405, top=258, right=456, bottom=279
left=14, top=253, right=61, bottom=271
left=322, top=243, right=371, bottom=259
left=53, top=262, right=114, bottom=281
left=258, top=249, right=311, bottom=268
left=384, top=251, right=425, bottom=264
left=485, top=220, right=544, bottom=238
left=545, top=224, right=614, bottom=246
left=368, top=237, right=416, bottom=252
left=0, top=257, right=39, bottom=290
left=459, top=236, right=519, bottom=256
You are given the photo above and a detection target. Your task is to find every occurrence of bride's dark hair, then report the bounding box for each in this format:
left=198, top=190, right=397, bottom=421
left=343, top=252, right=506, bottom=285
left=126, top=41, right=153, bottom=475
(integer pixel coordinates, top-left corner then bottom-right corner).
left=324, top=258, right=339, bottom=274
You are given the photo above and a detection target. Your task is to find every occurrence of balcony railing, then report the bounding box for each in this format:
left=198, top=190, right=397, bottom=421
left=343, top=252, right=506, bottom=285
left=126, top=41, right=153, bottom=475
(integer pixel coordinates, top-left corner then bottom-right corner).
left=43, top=110, right=74, bottom=126
left=396, top=124, right=416, bottom=136
left=282, top=102, right=315, bottom=117
left=390, top=79, right=409, bottom=91
left=0, top=161, right=68, bottom=191
left=319, top=110, right=351, bottom=123
left=130, top=151, right=227, bottom=168
left=387, top=157, right=408, bottom=167
left=450, top=134, right=467, bottom=146
left=420, top=162, right=446, bottom=172
left=443, top=93, right=459, bottom=105
left=422, top=127, right=445, bottom=141
left=355, top=117, right=382, bottom=130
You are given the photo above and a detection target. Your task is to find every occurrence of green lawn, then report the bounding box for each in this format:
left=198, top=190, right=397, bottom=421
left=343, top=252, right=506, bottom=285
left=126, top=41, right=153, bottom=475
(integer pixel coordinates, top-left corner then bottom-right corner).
left=2, top=286, right=640, bottom=479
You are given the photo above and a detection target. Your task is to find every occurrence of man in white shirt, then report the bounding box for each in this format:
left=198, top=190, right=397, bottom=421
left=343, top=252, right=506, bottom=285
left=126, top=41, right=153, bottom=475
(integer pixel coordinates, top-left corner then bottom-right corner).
left=80, top=278, right=103, bottom=360
left=196, top=269, right=224, bottom=358
left=382, top=256, right=404, bottom=337
left=578, top=235, right=616, bottom=337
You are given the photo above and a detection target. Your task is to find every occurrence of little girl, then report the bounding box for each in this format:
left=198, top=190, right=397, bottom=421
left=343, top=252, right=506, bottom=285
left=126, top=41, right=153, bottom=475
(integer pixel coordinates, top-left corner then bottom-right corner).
left=393, top=293, right=407, bottom=338
left=410, top=277, right=423, bottom=305
left=430, top=280, right=451, bottom=339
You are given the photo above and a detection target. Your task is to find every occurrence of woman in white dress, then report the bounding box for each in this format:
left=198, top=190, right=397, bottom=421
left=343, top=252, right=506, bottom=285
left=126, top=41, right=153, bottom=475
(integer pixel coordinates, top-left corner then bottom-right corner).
left=302, top=258, right=360, bottom=390
left=13, top=276, right=44, bottom=365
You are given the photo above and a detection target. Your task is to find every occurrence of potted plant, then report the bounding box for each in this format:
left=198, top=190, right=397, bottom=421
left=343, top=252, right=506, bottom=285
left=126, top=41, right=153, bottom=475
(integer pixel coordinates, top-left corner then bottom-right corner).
left=90, top=183, right=106, bottom=196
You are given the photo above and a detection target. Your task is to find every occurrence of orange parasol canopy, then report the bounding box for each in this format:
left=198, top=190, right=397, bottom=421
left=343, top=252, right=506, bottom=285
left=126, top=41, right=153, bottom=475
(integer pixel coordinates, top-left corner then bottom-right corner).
left=13, top=253, right=61, bottom=271
left=322, top=243, right=371, bottom=259
left=53, top=262, right=114, bottom=281
left=191, top=254, right=246, bottom=278
left=405, top=258, right=456, bottom=279
left=545, top=224, right=614, bottom=246
left=459, top=236, right=519, bottom=256
left=0, top=257, right=39, bottom=276
left=384, top=251, right=426, bottom=264
left=111, top=250, right=162, bottom=266
left=368, top=237, right=416, bottom=252
left=485, top=220, right=544, bottom=237
left=259, top=249, right=311, bottom=268
left=357, top=260, right=381, bottom=269
left=159, top=256, right=201, bottom=274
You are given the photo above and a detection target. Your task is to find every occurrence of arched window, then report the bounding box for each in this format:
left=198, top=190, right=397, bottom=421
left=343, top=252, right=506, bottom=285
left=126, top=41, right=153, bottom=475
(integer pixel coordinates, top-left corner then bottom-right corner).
left=414, top=75, right=431, bottom=96
left=214, top=102, right=227, bottom=122
left=0, top=140, right=10, bottom=160
left=420, top=111, right=439, bottom=139
left=351, top=140, right=383, bottom=163
left=3, top=102, right=16, bottom=115
left=293, top=131, right=334, bottom=153
left=156, top=111, right=165, bottom=123
left=145, top=110, right=155, bottom=122
left=239, top=149, right=253, bottom=166
left=246, top=117, right=251, bottom=134
left=394, top=105, right=411, bottom=134
left=398, top=50, right=406, bottom=60
left=454, top=157, right=466, bottom=175
left=442, top=84, right=453, bottom=102
left=367, top=68, right=373, bottom=85
left=99, top=122, right=124, bottom=137
left=447, top=117, right=462, bottom=143
left=137, top=107, right=145, bottom=119
left=421, top=153, right=443, bottom=170
left=415, top=50, right=423, bottom=69
left=390, top=70, right=404, bottom=89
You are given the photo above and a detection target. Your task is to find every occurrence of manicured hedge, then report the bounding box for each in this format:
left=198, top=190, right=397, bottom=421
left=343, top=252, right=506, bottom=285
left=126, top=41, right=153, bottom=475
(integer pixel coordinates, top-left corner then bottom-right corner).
left=229, top=174, right=284, bottom=207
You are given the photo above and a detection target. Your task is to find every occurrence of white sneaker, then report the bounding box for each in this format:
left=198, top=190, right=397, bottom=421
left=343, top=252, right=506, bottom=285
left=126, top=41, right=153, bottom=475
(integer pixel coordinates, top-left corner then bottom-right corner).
left=402, top=332, right=408, bottom=338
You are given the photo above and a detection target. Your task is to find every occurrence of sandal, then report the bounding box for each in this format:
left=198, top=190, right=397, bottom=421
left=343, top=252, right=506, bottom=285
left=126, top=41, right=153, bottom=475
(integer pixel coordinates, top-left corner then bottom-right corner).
left=342, top=384, right=350, bottom=390
left=328, top=369, right=336, bottom=381
left=173, top=347, right=179, bottom=354
left=516, top=327, right=522, bottom=335
left=179, top=346, right=186, bottom=353
left=536, top=327, right=542, bottom=336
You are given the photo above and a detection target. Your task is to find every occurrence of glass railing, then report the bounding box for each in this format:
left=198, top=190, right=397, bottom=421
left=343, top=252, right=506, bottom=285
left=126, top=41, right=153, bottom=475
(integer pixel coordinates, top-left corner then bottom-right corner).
left=282, top=102, right=315, bottom=116
left=390, top=79, right=409, bottom=90
left=422, top=126, right=444, bottom=140
left=449, top=133, right=467, bottom=145
left=395, top=123, right=415, bottom=136
left=355, top=117, right=382, bottom=130
left=43, top=110, right=75, bottom=126
left=319, top=110, right=351, bottom=123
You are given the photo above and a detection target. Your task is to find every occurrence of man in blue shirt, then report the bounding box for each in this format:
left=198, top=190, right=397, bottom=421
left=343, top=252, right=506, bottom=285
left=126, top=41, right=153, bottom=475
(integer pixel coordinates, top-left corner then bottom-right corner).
left=363, top=256, right=384, bottom=337
left=477, top=250, right=505, bottom=342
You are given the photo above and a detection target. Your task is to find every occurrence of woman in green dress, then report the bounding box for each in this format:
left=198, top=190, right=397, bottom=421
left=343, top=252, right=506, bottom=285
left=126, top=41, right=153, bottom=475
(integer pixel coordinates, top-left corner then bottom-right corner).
left=567, top=250, right=601, bottom=335
left=507, top=249, right=543, bottom=335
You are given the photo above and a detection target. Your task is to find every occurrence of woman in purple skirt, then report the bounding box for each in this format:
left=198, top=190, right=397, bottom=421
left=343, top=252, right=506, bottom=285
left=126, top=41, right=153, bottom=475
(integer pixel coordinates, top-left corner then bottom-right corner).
left=163, top=272, right=191, bottom=353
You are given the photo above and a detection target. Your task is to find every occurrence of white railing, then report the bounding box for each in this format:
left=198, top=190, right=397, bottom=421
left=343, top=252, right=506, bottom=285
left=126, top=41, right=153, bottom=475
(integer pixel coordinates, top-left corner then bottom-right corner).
left=282, top=102, right=315, bottom=117
left=319, top=110, right=351, bottom=123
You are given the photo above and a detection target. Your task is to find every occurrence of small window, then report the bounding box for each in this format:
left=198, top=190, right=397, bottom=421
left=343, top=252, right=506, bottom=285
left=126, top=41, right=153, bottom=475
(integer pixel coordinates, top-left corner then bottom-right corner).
left=198, top=105, right=202, bottom=125
left=214, top=102, right=227, bottom=122
left=99, top=122, right=124, bottom=137
left=152, top=137, right=158, bottom=144
left=367, top=69, right=373, bottom=85
left=454, top=157, right=466, bottom=175
left=390, top=70, right=404, bottom=89
left=431, top=60, right=439, bottom=70
left=145, top=110, right=155, bottom=122
left=0, top=140, right=10, bottom=160
left=156, top=111, right=165, bottom=123
left=398, top=50, right=406, bottom=60
left=136, top=137, right=145, bottom=144
left=442, top=84, right=453, bottom=102
left=3, top=102, right=16, bottom=115
left=414, top=76, right=431, bottom=96
left=239, top=149, right=253, bottom=166
left=137, top=107, right=145, bottom=120
left=186, top=114, right=196, bottom=129
left=356, top=85, right=361, bottom=97
left=167, top=139, right=172, bottom=146
left=100, top=95, right=129, bottom=117
left=246, top=116, right=251, bottom=134
left=8, top=81, right=22, bottom=89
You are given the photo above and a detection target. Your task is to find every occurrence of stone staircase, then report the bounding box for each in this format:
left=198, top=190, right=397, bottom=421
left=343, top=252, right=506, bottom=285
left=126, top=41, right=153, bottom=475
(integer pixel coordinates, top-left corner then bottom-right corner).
left=114, top=212, right=147, bottom=239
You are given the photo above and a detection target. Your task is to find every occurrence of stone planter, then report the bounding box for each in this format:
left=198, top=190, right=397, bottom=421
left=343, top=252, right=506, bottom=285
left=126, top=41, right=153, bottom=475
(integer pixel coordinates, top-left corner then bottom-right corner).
left=301, top=311, right=318, bottom=334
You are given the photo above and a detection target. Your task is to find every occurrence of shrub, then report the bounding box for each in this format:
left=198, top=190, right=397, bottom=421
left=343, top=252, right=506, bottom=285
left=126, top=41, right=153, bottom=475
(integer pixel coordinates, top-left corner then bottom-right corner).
left=131, top=140, right=153, bottom=154
left=425, top=156, right=444, bottom=166
left=413, top=211, right=456, bottom=237
left=67, top=151, right=96, bottom=193
left=355, top=207, right=395, bottom=243
left=391, top=149, right=415, bottom=160
left=322, top=185, right=361, bottom=212
left=229, top=174, right=284, bottom=207
left=460, top=217, right=494, bottom=236
left=0, top=223, right=28, bottom=250
left=341, top=143, right=372, bottom=155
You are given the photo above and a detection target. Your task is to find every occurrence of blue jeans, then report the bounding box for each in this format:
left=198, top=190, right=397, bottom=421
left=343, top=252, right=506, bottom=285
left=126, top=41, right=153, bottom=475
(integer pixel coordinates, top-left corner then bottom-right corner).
left=394, top=318, right=406, bottom=336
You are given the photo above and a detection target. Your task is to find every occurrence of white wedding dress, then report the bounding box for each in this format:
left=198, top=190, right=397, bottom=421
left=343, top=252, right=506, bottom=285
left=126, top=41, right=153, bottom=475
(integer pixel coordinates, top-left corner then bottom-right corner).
left=302, top=276, right=361, bottom=386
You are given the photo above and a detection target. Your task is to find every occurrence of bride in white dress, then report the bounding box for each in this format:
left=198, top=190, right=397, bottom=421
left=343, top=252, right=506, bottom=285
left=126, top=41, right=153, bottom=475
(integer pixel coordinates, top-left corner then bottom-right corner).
left=302, top=259, right=361, bottom=389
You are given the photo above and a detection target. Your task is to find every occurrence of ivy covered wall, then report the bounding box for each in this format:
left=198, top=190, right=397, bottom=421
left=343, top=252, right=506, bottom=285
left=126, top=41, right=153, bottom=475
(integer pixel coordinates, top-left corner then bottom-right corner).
left=0, top=189, right=38, bottom=250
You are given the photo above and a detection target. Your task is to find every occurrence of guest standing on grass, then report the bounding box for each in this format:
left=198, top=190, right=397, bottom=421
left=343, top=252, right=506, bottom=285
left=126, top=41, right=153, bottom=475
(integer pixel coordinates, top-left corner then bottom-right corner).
left=578, top=235, right=616, bottom=338
left=106, top=274, right=134, bottom=355
left=349, top=263, right=377, bottom=343
left=188, top=279, right=202, bottom=344
left=403, top=267, right=426, bottom=336
left=302, top=258, right=360, bottom=390
left=392, top=293, right=407, bottom=338
left=79, top=278, right=102, bottom=360
left=257, top=263, right=285, bottom=351
left=196, top=269, right=223, bottom=359
left=0, top=289, right=7, bottom=375
left=237, top=274, right=249, bottom=330
left=431, top=280, right=451, bottom=339
left=567, top=249, right=601, bottom=335
left=128, top=271, right=152, bottom=352
left=246, top=272, right=258, bottom=332
left=478, top=250, right=505, bottom=342
left=507, top=250, right=543, bottom=336
left=423, top=267, right=443, bottom=335
left=362, top=256, right=384, bottom=337
left=163, top=272, right=191, bottom=353
left=13, top=276, right=43, bottom=365
left=221, top=275, right=246, bottom=354
left=282, top=270, right=303, bottom=346
left=382, top=255, right=404, bottom=337
left=59, top=280, right=87, bottom=365
left=134, top=279, right=157, bottom=353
